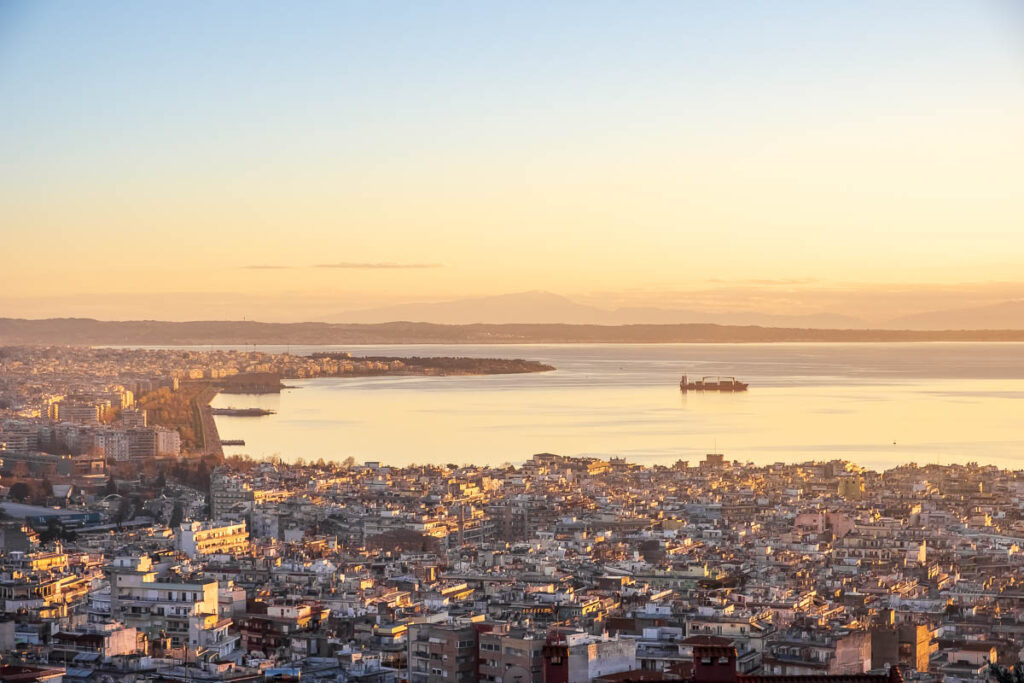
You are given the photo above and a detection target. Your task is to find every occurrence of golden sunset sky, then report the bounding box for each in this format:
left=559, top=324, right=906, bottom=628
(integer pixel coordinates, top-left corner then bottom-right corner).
left=1, top=1, right=1022, bottom=322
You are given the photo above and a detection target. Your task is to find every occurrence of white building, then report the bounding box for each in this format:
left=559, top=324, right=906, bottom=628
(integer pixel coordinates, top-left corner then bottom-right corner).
left=176, top=521, right=249, bottom=558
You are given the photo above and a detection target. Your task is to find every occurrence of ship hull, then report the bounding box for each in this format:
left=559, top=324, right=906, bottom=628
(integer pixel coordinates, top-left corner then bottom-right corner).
left=679, top=375, right=749, bottom=392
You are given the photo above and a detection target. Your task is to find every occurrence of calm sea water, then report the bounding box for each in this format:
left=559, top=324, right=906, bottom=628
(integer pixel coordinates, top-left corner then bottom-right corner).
left=208, top=343, right=1024, bottom=470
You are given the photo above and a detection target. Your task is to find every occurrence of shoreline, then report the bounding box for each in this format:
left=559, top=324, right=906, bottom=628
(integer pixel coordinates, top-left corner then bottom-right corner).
left=9, top=318, right=1024, bottom=345
left=192, top=384, right=224, bottom=459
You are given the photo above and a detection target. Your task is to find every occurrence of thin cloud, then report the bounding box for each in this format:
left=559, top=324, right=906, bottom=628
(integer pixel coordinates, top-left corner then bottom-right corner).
left=242, top=262, right=443, bottom=270
left=706, top=278, right=818, bottom=286
left=314, top=262, right=443, bottom=270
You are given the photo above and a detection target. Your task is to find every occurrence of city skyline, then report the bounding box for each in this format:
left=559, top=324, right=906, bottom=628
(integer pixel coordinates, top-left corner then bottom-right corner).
left=3, top=4, right=1024, bottom=681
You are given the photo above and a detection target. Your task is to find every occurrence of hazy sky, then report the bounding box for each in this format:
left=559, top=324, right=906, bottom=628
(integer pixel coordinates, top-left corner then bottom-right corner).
left=2, top=1, right=1022, bottom=321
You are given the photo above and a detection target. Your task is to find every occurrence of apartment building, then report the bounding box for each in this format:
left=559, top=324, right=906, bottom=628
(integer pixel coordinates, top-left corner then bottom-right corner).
left=107, top=566, right=218, bottom=648
left=542, top=631, right=637, bottom=683
left=210, top=482, right=288, bottom=519
left=478, top=625, right=546, bottom=683
left=407, top=622, right=481, bottom=683
left=176, top=521, right=249, bottom=558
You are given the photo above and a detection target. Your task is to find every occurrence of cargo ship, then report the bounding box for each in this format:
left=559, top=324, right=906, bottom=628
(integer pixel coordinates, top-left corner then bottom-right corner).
left=679, top=375, right=749, bottom=392
left=211, top=407, right=276, bottom=416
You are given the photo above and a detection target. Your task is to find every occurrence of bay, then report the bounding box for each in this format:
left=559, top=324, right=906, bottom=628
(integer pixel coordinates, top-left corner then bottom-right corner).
left=209, top=342, right=1024, bottom=469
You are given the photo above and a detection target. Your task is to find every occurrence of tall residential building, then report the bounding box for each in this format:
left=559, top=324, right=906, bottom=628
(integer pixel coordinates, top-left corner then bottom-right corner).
left=155, top=427, right=181, bottom=456
left=210, top=479, right=288, bottom=519
left=106, top=560, right=219, bottom=649
left=118, top=408, right=147, bottom=429
left=542, top=631, right=638, bottom=683
left=478, top=625, right=546, bottom=683
left=176, top=521, right=250, bottom=558
left=127, top=428, right=156, bottom=458
left=58, top=402, right=101, bottom=424
left=95, top=429, right=131, bottom=461
left=407, top=622, right=482, bottom=683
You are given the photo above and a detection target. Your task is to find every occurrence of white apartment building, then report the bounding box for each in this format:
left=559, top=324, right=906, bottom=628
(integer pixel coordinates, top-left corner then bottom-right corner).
left=176, top=521, right=249, bottom=558
left=107, top=567, right=219, bottom=648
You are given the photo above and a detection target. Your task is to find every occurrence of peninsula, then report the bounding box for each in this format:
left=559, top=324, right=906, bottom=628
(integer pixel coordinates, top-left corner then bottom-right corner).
left=0, top=346, right=555, bottom=459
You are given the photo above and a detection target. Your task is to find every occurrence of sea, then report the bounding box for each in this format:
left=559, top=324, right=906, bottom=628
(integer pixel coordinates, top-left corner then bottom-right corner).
left=207, top=343, right=1024, bottom=471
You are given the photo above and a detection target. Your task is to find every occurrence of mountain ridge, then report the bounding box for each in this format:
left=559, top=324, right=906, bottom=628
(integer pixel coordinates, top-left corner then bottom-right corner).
left=886, top=299, right=1024, bottom=330
left=3, top=317, right=1024, bottom=345
left=333, top=291, right=870, bottom=328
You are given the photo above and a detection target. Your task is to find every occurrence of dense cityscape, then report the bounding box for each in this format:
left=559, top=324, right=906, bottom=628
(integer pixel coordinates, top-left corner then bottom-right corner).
left=0, top=346, right=1021, bottom=683
left=4, top=2, right=1022, bottom=682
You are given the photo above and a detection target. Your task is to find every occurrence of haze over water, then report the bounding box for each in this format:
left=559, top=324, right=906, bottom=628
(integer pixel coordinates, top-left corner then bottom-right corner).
left=210, top=343, right=1024, bottom=470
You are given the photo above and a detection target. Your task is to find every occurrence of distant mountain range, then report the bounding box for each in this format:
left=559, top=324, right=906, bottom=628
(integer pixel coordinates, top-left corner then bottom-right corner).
left=3, top=293, right=1024, bottom=345
left=3, top=317, right=1024, bottom=346
left=334, top=291, right=870, bottom=328
left=334, top=291, right=1024, bottom=330
left=885, top=300, right=1024, bottom=330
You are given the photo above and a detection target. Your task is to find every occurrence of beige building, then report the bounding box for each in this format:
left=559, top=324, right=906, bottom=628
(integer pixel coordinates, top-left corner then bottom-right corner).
left=210, top=480, right=288, bottom=519
left=108, top=560, right=219, bottom=648
left=176, top=521, right=249, bottom=558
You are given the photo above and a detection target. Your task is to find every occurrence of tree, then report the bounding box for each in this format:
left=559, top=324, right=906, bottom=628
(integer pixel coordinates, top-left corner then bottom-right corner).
left=990, top=665, right=1024, bottom=683
left=169, top=501, right=184, bottom=528
left=194, top=460, right=211, bottom=492
left=39, top=518, right=62, bottom=545
left=114, top=497, right=132, bottom=527
left=129, top=495, right=143, bottom=520
left=8, top=482, right=30, bottom=502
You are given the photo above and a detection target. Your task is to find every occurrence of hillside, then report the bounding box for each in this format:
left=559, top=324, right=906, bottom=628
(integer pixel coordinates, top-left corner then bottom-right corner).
left=3, top=317, right=1024, bottom=345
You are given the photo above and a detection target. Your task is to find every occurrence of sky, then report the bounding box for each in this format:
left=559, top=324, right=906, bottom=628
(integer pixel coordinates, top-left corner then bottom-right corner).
left=1, top=1, right=1023, bottom=322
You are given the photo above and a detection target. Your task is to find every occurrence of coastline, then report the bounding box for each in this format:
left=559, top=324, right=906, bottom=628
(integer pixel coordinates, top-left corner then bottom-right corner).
left=8, top=318, right=1024, bottom=345
left=205, top=343, right=1024, bottom=469
left=194, top=384, right=224, bottom=459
